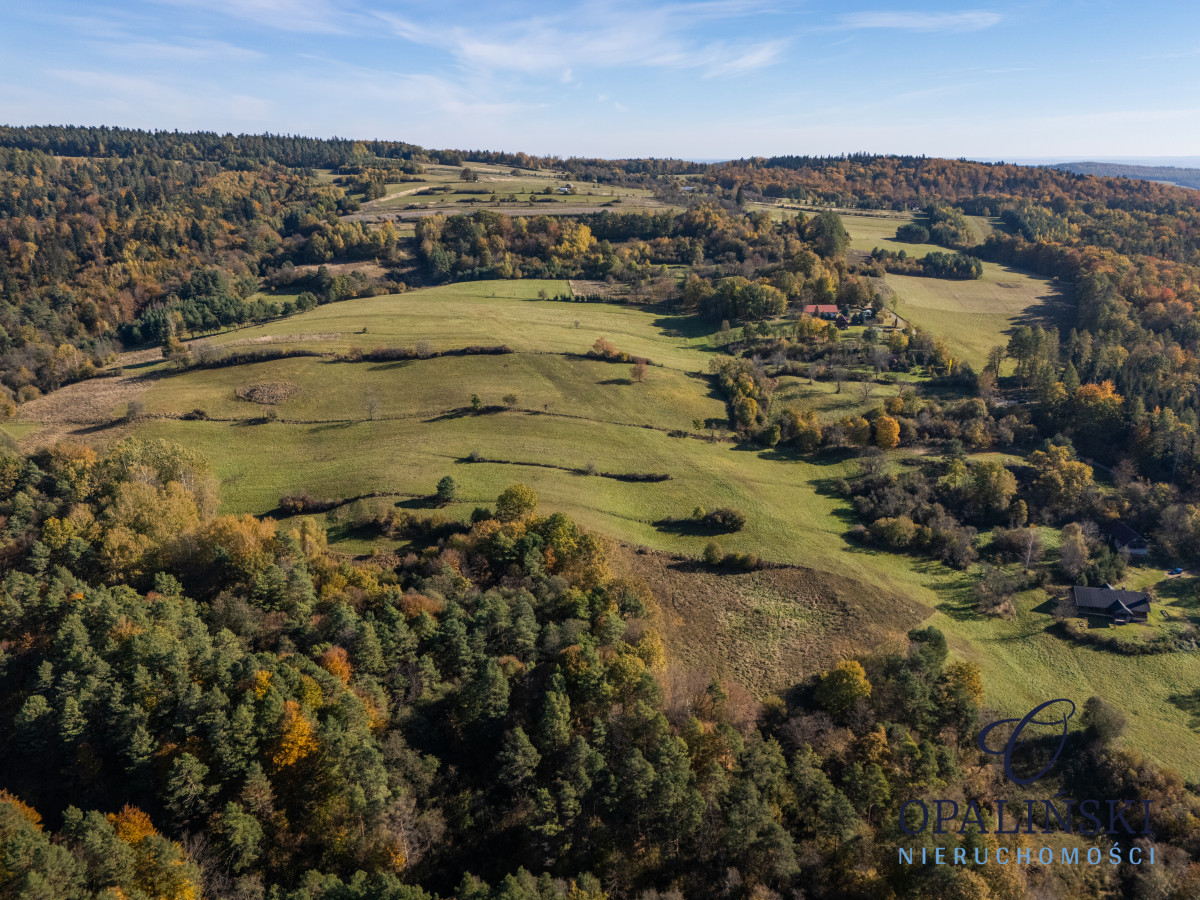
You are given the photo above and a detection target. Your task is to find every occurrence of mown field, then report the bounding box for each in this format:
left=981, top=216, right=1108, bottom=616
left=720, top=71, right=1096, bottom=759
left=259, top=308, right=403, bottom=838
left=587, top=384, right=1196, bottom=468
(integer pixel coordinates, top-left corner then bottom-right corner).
left=836, top=211, right=1073, bottom=370
left=13, top=278, right=1200, bottom=779
left=884, top=267, right=1072, bottom=370
left=197, top=279, right=709, bottom=368
left=348, top=162, right=664, bottom=218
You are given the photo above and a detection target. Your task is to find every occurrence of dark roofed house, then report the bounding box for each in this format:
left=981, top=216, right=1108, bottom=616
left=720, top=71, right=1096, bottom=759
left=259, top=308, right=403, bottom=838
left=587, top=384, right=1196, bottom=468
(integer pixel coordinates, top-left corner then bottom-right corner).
left=1070, top=584, right=1150, bottom=624
left=1102, top=520, right=1150, bottom=557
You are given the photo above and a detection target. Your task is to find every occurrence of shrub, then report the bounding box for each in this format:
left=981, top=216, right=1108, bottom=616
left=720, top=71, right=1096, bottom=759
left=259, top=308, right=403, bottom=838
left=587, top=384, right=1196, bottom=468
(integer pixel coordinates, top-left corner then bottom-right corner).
left=896, top=223, right=930, bottom=243
left=722, top=552, right=759, bottom=571
left=278, top=494, right=340, bottom=515
left=703, top=542, right=723, bottom=566
left=701, top=508, right=747, bottom=532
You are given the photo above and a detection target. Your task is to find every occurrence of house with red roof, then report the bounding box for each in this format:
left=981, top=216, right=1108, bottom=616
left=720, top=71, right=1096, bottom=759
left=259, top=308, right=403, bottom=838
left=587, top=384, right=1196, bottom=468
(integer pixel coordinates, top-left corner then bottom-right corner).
left=802, top=304, right=839, bottom=320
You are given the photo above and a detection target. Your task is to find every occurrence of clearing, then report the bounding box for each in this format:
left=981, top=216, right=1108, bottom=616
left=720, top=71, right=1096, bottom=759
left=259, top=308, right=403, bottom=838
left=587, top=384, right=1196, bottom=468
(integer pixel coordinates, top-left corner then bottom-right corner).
left=836, top=211, right=1073, bottom=370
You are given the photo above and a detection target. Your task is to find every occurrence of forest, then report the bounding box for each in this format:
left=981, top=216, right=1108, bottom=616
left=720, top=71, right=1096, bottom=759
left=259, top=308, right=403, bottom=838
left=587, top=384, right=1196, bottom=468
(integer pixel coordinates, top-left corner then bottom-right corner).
left=2, top=127, right=1200, bottom=899
left=2, top=439, right=1196, bottom=900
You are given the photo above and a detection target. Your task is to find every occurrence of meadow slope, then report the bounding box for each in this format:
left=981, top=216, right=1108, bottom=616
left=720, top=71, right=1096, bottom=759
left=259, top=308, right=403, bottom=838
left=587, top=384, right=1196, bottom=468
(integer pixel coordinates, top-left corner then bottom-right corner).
left=12, top=278, right=1199, bottom=778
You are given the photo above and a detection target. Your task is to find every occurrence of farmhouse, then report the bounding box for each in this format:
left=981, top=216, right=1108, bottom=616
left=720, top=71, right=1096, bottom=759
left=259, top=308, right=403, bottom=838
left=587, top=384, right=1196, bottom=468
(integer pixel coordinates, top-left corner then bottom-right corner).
left=1102, top=520, right=1150, bottom=556
left=1070, top=584, right=1151, bottom=624
left=802, top=304, right=839, bottom=320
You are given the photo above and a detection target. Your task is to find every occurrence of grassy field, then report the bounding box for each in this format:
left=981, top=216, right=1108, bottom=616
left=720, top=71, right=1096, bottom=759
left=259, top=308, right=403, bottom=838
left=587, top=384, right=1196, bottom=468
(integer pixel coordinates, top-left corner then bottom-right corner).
left=14, top=277, right=1200, bottom=779
left=835, top=211, right=1073, bottom=370
left=773, top=375, right=904, bottom=422
left=351, top=163, right=663, bottom=217
left=196, top=280, right=713, bottom=370
left=884, top=267, right=1072, bottom=370
left=137, top=353, right=726, bottom=434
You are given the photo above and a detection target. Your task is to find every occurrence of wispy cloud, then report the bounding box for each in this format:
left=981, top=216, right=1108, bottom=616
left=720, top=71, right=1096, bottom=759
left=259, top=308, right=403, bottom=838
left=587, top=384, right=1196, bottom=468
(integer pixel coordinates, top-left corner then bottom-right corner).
left=151, top=0, right=354, bottom=34
left=840, top=10, right=1001, bottom=32
left=93, top=37, right=262, bottom=62
left=377, top=4, right=785, bottom=79
left=704, top=40, right=787, bottom=77
left=49, top=68, right=271, bottom=124
left=291, top=59, right=530, bottom=121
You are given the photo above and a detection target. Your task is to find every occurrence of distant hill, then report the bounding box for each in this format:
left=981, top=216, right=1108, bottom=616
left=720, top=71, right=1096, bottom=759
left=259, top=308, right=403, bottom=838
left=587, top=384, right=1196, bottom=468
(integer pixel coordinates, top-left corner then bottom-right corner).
left=1054, top=160, right=1200, bottom=190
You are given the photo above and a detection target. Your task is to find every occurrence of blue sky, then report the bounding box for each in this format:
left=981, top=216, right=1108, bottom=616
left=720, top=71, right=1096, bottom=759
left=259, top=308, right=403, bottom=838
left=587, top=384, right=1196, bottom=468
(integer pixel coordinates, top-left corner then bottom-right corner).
left=2, top=0, right=1198, bottom=159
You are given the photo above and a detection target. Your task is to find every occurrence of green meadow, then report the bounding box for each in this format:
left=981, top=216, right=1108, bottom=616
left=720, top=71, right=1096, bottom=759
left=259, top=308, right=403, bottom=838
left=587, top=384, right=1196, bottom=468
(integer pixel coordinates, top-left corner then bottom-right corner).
left=885, top=267, right=1071, bottom=370
left=353, top=162, right=661, bottom=214
left=199, top=279, right=709, bottom=369
left=836, top=211, right=1072, bottom=370
left=20, top=277, right=1200, bottom=779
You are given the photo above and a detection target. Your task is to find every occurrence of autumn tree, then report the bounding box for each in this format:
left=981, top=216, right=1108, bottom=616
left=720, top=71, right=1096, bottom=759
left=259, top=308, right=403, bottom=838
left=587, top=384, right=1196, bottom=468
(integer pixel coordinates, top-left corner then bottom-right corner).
left=496, top=483, right=538, bottom=521
left=1029, top=444, right=1095, bottom=518
left=1059, top=522, right=1091, bottom=582
left=874, top=414, right=900, bottom=449
left=815, top=660, right=871, bottom=718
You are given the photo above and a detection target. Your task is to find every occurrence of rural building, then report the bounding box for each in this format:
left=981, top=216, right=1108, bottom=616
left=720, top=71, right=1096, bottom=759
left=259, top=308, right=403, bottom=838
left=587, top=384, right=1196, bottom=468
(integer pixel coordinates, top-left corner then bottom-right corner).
left=835, top=313, right=850, bottom=330
left=803, top=304, right=839, bottom=320
left=1102, top=520, right=1150, bottom=556
left=851, top=307, right=875, bottom=325
left=1070, top=584, right=1151, bottom=624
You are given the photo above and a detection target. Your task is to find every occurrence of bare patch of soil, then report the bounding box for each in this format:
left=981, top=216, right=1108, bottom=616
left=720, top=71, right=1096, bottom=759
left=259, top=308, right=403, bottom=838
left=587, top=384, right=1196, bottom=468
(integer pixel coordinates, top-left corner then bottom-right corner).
left=289, top=261, right=389, bottom=280
left=568, top=279, right=631, bottom=299
left=13, top=376, right=145, bottom=427
left=235, top=382, right=300, bottom=404
left=223, top=332, right=342, bottom=347
left=8, top=350, right=158, bottom=449
left=612, top=543, right=930, bottom=697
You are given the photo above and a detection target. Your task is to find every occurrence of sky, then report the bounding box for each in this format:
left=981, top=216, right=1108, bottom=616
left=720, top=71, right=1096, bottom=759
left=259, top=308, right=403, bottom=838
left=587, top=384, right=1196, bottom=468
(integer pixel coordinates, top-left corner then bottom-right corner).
left=2, top=0, right=1199, bottom=160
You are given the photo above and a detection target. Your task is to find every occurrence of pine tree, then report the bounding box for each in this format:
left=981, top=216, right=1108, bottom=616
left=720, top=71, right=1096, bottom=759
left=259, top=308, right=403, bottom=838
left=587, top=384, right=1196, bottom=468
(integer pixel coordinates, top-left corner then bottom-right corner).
left=538, top=687, right=572, bottom=753
left=497, top=727, right=541, bottom=793
left=216, top=801, right=263, bottom=873
left=165, top=753, right=213, bottom=822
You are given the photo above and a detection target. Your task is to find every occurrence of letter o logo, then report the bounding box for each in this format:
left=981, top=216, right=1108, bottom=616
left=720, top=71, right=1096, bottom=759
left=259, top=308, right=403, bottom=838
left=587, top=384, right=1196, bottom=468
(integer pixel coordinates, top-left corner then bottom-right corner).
left=977, top=699, right=1075, bottom=785
left=900, top=800, right=928, bottom=835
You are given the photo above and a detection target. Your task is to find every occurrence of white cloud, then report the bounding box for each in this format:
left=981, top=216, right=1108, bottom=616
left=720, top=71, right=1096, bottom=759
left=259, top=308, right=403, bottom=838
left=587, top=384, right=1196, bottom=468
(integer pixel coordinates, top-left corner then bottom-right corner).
left=46, top=69, right=271, bottom=127
left=377, top=3, right=785, bottom=79
left=840, top=11, right=1001, bottom=32
left=150, top=0, right=354, bottom=34
left=95, top=38, right=262, bottom=62
left=703, top=40, right=787, bottom=77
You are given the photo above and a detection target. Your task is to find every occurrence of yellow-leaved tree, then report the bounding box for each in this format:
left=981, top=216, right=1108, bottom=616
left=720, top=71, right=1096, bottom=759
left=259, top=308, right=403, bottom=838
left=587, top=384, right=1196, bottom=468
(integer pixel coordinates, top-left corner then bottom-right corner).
left=273, top=700, right=318, bottom=769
